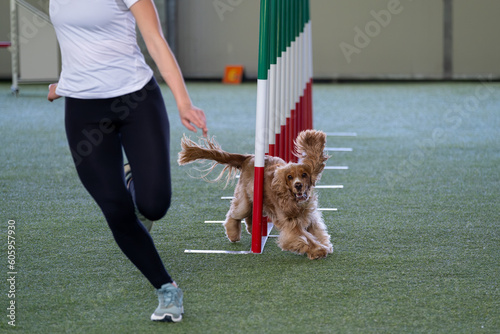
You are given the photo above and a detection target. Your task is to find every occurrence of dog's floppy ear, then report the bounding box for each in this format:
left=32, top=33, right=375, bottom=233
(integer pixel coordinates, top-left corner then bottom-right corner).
left=271, top=166, right=289, bottom=199
left=271, top=166, right=302, bottom=215
left=293, top=130, right=329, bottom=185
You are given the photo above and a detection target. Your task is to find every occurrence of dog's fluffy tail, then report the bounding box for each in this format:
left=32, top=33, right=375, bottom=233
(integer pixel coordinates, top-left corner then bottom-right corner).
left=178, top=135, right=251, bottom=184
left=294, top=130, right=330, bottom=185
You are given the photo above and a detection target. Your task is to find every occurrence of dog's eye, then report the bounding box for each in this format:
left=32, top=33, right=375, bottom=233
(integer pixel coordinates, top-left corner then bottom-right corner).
left=302, top=173, right=308, bottom=178
left=287, top=175, right=293, bottom=180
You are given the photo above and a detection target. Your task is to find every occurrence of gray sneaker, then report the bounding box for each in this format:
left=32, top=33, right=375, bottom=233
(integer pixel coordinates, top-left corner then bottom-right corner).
left=151, top=283, right=184, bottom=322
left=124, top=163, right=154, bottom=232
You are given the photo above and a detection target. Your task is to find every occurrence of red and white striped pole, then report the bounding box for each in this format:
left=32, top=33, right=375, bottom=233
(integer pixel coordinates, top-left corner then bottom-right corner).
left=252, top=0, right=270, bottom=253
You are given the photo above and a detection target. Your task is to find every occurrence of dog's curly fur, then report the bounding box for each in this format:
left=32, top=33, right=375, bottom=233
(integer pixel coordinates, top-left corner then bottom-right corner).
left=178, top=130, right=333, bottom=259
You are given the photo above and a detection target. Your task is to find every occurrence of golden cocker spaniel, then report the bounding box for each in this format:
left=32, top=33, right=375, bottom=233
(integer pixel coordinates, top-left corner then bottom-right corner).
left=178, top=130, right=333, bottom=259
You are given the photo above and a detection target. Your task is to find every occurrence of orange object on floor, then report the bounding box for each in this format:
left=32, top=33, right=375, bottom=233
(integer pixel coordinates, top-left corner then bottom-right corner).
left=222, top=65, right=244, bottom=84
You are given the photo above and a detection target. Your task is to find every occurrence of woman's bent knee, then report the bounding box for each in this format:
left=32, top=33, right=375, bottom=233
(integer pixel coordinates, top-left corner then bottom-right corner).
left=137, top=193, right=171, bottom=221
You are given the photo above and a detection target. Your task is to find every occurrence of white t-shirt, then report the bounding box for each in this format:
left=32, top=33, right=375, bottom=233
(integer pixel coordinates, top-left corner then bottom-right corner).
left=50, top=0, right=154, bottom=99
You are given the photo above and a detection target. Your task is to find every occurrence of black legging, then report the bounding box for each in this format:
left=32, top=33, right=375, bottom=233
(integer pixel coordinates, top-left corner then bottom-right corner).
left=64, top=77, right=172, bottom=288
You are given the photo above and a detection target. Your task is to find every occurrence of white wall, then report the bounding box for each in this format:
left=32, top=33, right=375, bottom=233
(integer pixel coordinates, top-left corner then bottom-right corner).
left=176, top=0, right=500, bottom=80
left=311, top=0, right=443, bottom=79
left=177, top=0, right=260, bottom=79
left=453, top=0, right=500, bottom=78
left=1, top=0, right=499, bottom=81
left=17, top=4, right=59, bottom=81
left=0, top=0, right=58, bottom=82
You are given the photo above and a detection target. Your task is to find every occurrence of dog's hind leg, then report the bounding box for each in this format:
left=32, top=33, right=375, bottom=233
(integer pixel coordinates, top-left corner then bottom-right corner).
left=224, top=191, right=252, bottom=242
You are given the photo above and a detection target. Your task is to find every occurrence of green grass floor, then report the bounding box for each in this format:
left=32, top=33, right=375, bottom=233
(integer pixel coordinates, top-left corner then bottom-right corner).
left=1, top=80, right=499, bottom=333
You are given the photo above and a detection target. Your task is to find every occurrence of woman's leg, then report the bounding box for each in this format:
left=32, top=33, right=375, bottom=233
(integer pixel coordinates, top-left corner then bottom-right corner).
left=64, top=95, right=172, bottom=289
left=115, top=80, right=185, bottom=322
left=119, top=79, right=172, bottom=222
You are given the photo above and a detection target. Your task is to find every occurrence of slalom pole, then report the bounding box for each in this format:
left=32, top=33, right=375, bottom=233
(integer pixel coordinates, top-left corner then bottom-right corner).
left=268, top=0, right=278, bottom=157
left=274, top=0, right=283, bottom=159
left=291, top=0, right=299, bottom=162
left=252, top=0, right=270, bottom=253
left=285, top=0, right=293, bottom=162
left=279, top=0, right=287, bottom=161
left=298, top=0, right=306, bottom=136
left=305, top=0, right=313, bottom=130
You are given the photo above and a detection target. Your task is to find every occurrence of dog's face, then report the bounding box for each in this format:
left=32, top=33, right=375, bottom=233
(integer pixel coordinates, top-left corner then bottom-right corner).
left=274, top=164, right=313, bottom=203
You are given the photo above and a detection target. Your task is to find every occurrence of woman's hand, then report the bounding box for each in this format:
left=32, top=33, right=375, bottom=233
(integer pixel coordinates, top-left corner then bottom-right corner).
left=47, top=83, right=61, bottom=102
left=179, top=104, right=208, bottom=137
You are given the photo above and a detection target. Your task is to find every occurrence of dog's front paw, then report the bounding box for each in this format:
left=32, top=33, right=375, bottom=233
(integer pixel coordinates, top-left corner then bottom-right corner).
left=225, top=231, right=241, bottom=243
left=306, top=245, right=330, bottom=260
left=224, top=218, right=242, bottom=242
left=324, top=242, right=333, bottom=254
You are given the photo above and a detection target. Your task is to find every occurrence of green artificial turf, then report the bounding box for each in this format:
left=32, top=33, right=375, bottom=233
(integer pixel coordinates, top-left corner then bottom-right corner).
left=0, top=81, right=499, bottom=333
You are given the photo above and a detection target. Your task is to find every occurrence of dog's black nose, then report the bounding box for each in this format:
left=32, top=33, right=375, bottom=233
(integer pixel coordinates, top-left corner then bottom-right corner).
left=294, top=183, right=302, bottom=191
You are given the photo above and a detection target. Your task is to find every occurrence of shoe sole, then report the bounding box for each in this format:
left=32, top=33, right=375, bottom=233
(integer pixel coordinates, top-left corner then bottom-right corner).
left=151, top=313, right=182, bottom=322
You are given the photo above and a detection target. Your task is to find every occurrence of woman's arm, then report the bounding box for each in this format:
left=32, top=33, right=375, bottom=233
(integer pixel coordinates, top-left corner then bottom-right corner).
left=130, top=0, right=208, bottom=136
